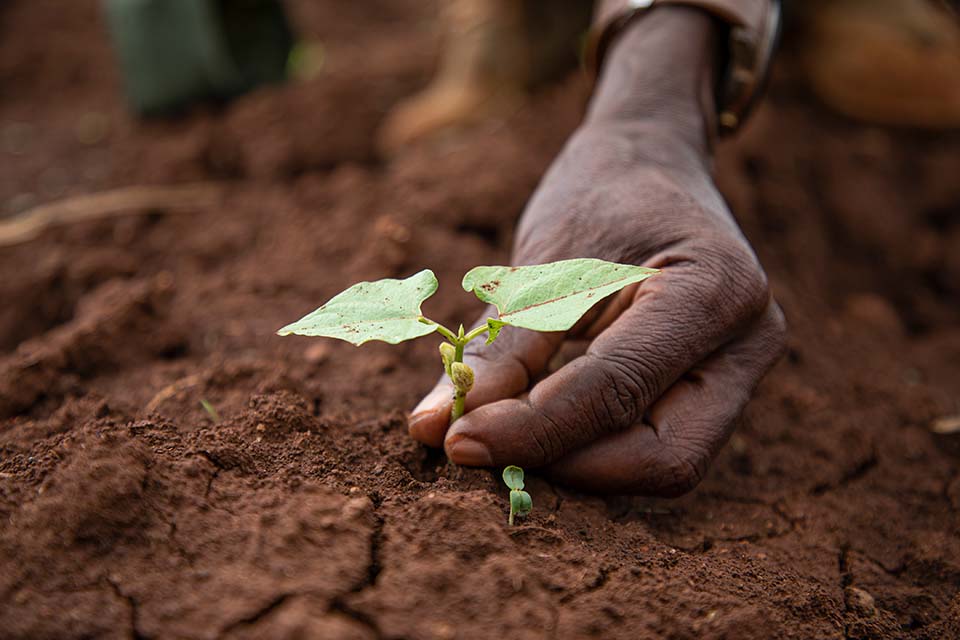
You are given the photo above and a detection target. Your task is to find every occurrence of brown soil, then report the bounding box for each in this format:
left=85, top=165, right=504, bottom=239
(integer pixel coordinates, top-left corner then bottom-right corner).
left=2, top=2, right=959, bottom=639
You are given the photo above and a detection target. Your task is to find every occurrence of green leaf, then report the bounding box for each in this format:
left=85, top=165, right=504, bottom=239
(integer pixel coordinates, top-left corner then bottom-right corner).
left=462, top=259, right=658, bottom=333
left=510, top=490, right=532, bottom=516
left=485, top=319, right=506, bottom=345
left=502, top=465, right=524, bottom=491
left=277, top=270, right=439, bottom=346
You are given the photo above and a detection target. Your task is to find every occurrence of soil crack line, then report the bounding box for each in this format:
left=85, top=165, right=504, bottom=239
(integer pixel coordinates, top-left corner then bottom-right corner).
left=219, top=592, right=294, bottom=635
left=151, top=505, right=194, bottom=566
left=365, top=512, right=384, bottom=589
left=838, top=546, right=852, bottom=640
left=329, top=599, right=384, bottom=640
left=327, top=498, right=386, bottom=639
left=204, top=466, right=220, bottom=499
left=811, top=448, right=878, bottom=497
left=106, top=577, right=147, bottom=640
left=195, top=452, right=238, bottom=515
left=558, top=565, right=618, bottom=605
left=771, top=500, right=801, bottom=530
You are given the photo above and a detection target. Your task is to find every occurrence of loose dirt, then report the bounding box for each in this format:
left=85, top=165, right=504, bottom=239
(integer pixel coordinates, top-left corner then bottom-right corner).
left=1, top=2, right=959, bottom=638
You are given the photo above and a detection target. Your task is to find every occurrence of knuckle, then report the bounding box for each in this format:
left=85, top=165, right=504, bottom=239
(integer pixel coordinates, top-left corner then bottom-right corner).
left=592, top=353, right=658, bottom=426
left=749, top=302, right=789, bottom=372
left=719, top=244, right=770, bottom=318
left=692, top=239, right=770, bottom=325
left=525, top=409, right=567, bottom=465
left=654, top=446, right=709, bottom=497
left=766, top=303, right=789, bottom=358
left=770, top=302, right=788, bottom=336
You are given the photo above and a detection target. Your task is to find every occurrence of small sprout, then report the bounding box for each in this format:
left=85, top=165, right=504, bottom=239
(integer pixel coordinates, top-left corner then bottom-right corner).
left=503, top=465, right=532, bottom=525
left=277, top=259, right=659, bottom=517
left=449, top=362, right=474, bottom=394
left=439, top=342, right=456, bottom=376
left=200, top=399, right=220, bottom=422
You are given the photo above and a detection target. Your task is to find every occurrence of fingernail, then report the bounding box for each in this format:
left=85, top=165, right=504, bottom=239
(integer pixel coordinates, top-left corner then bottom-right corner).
left=408, top=412, right=441, bottom=442
left=446, top=435, right=493, bottom=467
left=408, top=387, right=450, bottom=440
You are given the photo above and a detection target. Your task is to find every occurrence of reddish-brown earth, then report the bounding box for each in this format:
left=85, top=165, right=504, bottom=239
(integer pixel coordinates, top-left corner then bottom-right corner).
left=1, top=2, right=959, bottom=639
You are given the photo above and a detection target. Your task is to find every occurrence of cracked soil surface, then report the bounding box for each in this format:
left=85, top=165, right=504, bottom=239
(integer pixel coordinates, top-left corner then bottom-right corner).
left=1, top=1, right=959, bottom=638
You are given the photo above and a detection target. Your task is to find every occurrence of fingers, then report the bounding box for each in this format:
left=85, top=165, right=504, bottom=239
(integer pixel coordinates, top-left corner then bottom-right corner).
left=545, top=303, right=787, bottom=495
left=407, top=306, right=562, bottom=447
left=408, top=287, right=632, bottom=448
left=443, top=245, right=772, bottom=467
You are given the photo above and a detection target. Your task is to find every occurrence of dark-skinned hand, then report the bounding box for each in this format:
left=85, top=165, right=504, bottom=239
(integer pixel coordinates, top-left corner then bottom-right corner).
left=408, top=6, right=786, bottom=496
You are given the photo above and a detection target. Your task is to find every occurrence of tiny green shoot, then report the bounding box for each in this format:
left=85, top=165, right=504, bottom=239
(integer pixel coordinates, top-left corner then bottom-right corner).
left=503, top=465, right=532, bottom=525
left=277, top=258, right=659, bottom=519
left=200, top=399, right=220, bottom=422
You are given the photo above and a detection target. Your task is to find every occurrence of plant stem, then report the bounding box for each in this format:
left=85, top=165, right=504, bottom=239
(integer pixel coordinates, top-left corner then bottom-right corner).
left=508, top=508, right=515, bottom=526
left=450, top=339, right=466, bottom=423
left=426, top=319, right=458, bottom=344
left=463, top=324, right=489, bottom=343
left=420, top=316, right=490, bottom=425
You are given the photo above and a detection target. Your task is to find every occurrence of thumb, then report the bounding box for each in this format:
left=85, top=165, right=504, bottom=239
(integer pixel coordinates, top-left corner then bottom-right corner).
left=408, top=307, right=562, bottom=448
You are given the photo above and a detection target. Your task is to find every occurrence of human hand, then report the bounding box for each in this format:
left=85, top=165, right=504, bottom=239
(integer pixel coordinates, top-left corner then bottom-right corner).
left=408, top=6, right=786, bottom=495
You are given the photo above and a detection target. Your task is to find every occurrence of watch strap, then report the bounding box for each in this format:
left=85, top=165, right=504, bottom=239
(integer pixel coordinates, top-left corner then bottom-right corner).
left=586, top=0, right=782, bottom=134
left=594, top=0, right=765, bottom=33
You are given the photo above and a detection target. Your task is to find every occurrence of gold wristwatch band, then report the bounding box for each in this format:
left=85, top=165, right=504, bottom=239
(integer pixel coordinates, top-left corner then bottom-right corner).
left=585, top=0, right=782, bottom=134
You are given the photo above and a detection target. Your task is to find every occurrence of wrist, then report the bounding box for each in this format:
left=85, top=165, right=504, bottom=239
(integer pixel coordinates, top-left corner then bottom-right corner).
left=584, top=5, right=721, bottom=153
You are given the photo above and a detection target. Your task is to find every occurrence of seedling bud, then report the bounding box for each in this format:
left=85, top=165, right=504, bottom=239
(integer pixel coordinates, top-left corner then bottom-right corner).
left=439, top=342, right=456, bottom=376
left=510, top=490, right=532, bottom=516
left=503, top=465, right=532, bottom=525
left=450, top=361, right=474, bottom=394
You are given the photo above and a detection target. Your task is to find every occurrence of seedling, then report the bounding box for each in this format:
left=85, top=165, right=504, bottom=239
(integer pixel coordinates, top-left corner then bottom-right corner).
left=200, top=398, right=220, bottom=422
left=277, top=258, right=658, bottom=519
left=503, top=465, right=532, bottom=525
